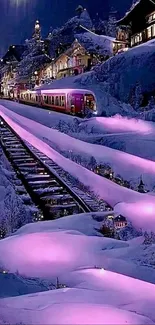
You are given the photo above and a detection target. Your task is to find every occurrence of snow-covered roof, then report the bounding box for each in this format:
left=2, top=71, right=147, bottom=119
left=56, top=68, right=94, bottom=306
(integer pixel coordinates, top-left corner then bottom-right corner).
left=117, top=0, right=155, bottom=24
left=75, top=29, right=114, bottom=56
left=37, top=87, right=95, bottom=95
left=117, top=0, right=141, bottom=24
left=114, top=215, right=127, bottom=222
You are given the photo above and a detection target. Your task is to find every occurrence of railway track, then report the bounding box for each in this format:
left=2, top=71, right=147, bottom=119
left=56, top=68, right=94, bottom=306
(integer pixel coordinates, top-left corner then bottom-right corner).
left=0, top=117, right=101, bottom=222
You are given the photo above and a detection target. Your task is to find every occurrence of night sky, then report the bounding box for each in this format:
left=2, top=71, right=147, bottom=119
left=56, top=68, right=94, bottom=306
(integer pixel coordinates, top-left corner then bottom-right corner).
left=0, top=0, right=132, bottom=56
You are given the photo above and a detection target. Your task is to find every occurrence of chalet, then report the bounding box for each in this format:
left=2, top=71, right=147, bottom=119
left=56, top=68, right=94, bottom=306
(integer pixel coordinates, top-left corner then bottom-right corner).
left=117, top=0, right=155, bottom=47
left=42, top=31, right=117, bottom=82
left=114, top=215, right=128, bottom=229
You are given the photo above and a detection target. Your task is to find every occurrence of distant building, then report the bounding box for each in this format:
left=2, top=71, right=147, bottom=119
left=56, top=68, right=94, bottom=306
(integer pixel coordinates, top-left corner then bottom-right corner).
left=114, top=215, right=128, bottom=229
left=0, top=45, right=25, bottom=97
left=117, top=0, right=155, bottom=47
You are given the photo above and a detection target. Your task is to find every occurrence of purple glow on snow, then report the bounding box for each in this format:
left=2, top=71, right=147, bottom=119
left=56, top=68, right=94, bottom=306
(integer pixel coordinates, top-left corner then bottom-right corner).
left=95, top=115, right=153, bottom=134
left=1, top=106, right=155, bottom=230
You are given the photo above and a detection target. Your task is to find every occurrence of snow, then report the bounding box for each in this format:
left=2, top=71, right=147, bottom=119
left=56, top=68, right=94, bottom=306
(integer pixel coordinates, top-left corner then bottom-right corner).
left=93, top=39, right=155, bottom=105
left=76, top=29, right=114, bottom=56
left=0, top=230, right=128, bottom=279
left=1, top=221, right=155, bottom=324
left=14, top=212, right=111, bottom=237
left=2, top=105, right=155, bottom=231
left=0, top=273, right=52, bottom=298
left=0, top=296, right=153, bottom=325
left=1, top=104, right=155, bottom=189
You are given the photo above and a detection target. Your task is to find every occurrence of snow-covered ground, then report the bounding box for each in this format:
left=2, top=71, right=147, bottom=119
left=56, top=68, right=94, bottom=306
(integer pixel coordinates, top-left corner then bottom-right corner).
left=0, top=272, right=55, bottom=298
left=1, top=104, right=155, bottom=189
left=0, top=218, right=155, bottom=324
left=1, top=105, right=155, bottom=232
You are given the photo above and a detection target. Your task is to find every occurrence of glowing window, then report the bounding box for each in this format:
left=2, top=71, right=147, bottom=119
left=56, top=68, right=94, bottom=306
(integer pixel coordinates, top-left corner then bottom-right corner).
left=147, top=26, right=152, bottom=38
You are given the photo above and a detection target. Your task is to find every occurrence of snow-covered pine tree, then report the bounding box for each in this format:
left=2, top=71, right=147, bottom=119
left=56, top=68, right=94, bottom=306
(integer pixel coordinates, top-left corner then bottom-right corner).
left=93, top=13, right=106, bottom=35
left=147, top=96, right=155, bottom=110
left=134, top=82, right=143, bottom=109
left=143, top=231, right=155, bottom=245
left=130, top=82, right=143, bottom=109
left=88, top=156, right=97, bottom=171
left=79, top=8, right=93, bottom=30
left=106, top=8, right=117, bottom=37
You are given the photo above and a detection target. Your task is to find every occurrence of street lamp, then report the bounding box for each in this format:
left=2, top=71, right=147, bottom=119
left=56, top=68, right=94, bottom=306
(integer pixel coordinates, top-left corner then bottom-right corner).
left=34, top=71, right=38, bottom=86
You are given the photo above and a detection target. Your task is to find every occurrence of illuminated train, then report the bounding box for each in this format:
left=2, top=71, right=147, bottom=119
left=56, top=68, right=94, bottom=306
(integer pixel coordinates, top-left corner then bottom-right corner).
left=17, top=88, right=97, bottom=116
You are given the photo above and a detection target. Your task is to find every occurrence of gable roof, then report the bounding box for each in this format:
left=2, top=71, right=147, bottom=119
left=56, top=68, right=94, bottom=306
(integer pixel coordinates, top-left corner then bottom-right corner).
left=114, top=215, right=127, bottom=222
left=2, top=45, right=26, bottom=63
left=117, top=0, right=155, bottom=25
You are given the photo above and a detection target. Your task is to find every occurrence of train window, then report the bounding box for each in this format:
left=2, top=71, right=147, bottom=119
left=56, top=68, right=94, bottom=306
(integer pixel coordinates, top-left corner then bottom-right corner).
left=48, top=96, right=51, bottom=105
left=61, top=96, right=65, bottom=106
left=52, top=96, right=54, bottom=105
left=44, top=96, right=48, bottom=104
left=36, top=96, right=38, bottom=102
left=55, top=96, right=60, bottom=106
left=30, top=94, right=32, bottom=100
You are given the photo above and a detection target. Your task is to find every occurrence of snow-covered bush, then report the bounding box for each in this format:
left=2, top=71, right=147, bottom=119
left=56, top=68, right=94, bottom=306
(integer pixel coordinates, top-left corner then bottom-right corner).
left=143, top=231, right=155, bottom=245
left=0, top=154, right=32, bottom=238
left=119, top=222, right=142, bottom=241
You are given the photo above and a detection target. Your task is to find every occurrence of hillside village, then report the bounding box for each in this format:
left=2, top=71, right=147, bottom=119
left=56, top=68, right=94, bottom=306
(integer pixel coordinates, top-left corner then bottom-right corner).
left=1, top=0, right=155, bottom=113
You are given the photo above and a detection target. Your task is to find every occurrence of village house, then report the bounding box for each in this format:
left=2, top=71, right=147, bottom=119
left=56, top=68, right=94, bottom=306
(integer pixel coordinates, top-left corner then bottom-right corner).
left=42, top=36, right=111, bottom=82
left=41, top=31, right=127, bottom=83
left=117, top=0, right=155, bottom=48
left=114, top=215, right=128, bottom=229
left=0, top=45, right=25, bottom=97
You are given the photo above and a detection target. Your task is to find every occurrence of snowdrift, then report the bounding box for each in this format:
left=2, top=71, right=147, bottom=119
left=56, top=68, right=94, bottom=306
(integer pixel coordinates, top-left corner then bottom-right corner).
left=0, top=222, right=155, bottom=324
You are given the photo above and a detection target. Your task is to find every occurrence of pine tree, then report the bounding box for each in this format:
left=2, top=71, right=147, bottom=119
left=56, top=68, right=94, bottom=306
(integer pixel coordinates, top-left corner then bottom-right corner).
left=143, top=231, right=155, bottom=245
left=106, top=8, right=117, bottom=37
left=130, top=82, right=143, bottom=109
left=79, top=8, right=93, bottom=30
left=88, top=156, right=97, bottom=171
left=148, top=96, right=155, bottom=110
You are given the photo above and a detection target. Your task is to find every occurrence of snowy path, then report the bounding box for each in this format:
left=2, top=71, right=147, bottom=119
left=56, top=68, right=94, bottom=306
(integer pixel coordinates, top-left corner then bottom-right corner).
left=1, top=105, right=155, bottom=230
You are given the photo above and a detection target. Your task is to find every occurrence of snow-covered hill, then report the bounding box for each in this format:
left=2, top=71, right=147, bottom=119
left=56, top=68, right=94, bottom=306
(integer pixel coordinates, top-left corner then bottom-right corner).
left=93, top=39, right=155, bottom=105
left=0, top=218, right=155, bottom=324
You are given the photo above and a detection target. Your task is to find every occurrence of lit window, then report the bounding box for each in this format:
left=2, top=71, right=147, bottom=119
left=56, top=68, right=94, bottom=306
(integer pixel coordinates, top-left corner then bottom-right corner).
left=134, top=35, right=139, bottom=44
left=139, top=32, right=142, bottom=42
left=152, top=24, right=155, bottom=37
left=131, top=37, right=134, bottom=46
left=147, top=26, right=152, bottom=38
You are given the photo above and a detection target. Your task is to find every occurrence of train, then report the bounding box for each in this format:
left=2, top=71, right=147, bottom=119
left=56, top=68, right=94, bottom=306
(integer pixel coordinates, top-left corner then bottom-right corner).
left=14, top=88, right=97, bottom=116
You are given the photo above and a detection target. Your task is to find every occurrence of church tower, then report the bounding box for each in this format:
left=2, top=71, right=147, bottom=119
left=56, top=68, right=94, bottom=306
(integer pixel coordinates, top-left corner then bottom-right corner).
left=33, top=20, right=41, bottom=40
